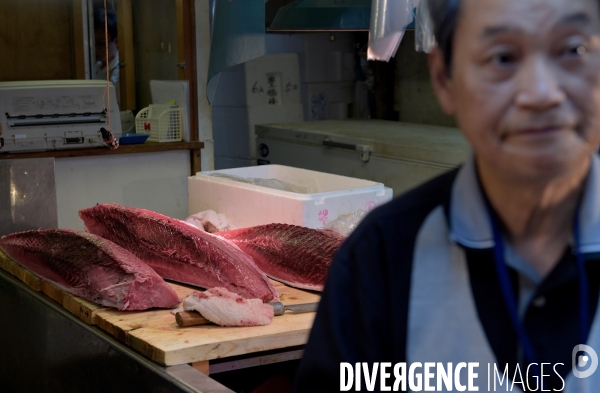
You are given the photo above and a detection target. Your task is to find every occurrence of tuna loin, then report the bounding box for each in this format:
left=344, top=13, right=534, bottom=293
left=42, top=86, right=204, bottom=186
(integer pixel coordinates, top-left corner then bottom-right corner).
left=183, top=287, right=274, bottom=327
left=216, top=224, right=345, bottom=291
left=0, top=229, right=181, bottom=310
left=79, top=204, right=279, bottom=302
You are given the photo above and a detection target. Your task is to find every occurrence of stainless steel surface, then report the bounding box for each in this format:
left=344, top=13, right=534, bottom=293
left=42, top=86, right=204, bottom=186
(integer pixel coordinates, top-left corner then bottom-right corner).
left=267, top=301, right=318, bottom=316
left=269, top=300, right=286, bottom=316
left=167, top=365, right=235, bottom=393
left=0, top=158, right=58, bottom=236
left=0, top=269, right=233, bottom=393
left=285, top=302, right=319, bottom=314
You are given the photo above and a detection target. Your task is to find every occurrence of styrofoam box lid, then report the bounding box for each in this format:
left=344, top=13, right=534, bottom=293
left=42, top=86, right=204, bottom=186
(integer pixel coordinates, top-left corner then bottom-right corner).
left=194, top=164, right=388, bottom=199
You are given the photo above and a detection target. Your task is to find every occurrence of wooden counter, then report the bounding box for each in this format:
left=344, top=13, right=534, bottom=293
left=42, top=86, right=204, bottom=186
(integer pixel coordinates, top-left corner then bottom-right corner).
left=0, top=249, right=319, bottom=371
left=0, top=141, right=204, bottom=175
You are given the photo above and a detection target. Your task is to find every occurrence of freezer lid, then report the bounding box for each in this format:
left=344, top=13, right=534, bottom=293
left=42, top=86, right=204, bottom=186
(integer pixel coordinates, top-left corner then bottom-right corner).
left=255, top=120, right=471, bottom=166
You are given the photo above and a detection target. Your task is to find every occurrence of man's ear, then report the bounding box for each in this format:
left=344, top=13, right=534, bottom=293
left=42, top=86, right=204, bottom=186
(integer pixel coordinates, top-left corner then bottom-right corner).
left=428, top=46, right=456, bottom=116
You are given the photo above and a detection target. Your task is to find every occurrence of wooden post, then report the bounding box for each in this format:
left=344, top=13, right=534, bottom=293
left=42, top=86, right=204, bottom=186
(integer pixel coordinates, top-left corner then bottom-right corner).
left=190, top=148, right=201, bottom=175
left=176, top=0, right=199, bottom=143
left=191, top=360, right=210, bottom=375
left=116, top=0, right=137, bottom=110
left=177, top=0, right=201, bottom=174
left=72, top=0, right=86, bottom=79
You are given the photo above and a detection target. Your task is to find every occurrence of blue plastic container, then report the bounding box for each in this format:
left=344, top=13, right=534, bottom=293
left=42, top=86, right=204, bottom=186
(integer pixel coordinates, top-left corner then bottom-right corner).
left=119, top=133, right=150, bottom=145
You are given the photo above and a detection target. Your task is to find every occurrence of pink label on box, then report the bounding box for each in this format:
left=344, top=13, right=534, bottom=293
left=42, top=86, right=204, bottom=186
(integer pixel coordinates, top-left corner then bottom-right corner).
left=318, top=209, right=329, bottom=225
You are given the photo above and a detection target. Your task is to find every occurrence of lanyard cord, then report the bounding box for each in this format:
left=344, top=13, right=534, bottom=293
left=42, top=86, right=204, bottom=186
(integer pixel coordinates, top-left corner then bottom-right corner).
left=487, top=206, right=590, bottom=374
left=574, top=218, right=591, bottom=344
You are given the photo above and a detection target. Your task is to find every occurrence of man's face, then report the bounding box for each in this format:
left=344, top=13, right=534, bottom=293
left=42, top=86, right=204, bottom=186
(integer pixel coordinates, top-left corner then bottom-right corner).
left=431, top=0, right=600, bottom=181
left=95, top=29, right=118, bottom=65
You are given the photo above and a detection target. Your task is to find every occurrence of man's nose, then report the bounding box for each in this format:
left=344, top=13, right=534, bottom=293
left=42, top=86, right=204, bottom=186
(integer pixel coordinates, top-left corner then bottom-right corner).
left=514, top=56, right=565, bottom=110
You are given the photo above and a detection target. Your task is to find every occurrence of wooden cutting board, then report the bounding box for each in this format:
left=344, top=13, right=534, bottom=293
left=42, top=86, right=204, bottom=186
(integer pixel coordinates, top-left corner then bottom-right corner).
left=0, top=249, right=320, bottom=366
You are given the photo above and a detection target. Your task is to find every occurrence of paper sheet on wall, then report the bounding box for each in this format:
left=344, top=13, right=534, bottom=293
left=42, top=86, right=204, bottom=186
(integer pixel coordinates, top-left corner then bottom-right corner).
left=150, top=80, right=191, bottom=141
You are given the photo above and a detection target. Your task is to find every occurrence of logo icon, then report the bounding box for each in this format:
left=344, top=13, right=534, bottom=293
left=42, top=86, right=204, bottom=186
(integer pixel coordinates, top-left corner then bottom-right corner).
left=572, top=344, right=598, bottom=378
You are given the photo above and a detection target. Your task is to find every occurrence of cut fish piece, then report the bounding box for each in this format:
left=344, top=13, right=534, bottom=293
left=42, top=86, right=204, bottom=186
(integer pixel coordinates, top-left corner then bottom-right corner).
left=79, top=203, right=279, bottom=302
left=185, top=210, right=236, bottom=233
left=216, top=224, right=345, bottom=291
left=183, top=287, right=274, bottom=327
left=0, top=229, right=181, bottom=310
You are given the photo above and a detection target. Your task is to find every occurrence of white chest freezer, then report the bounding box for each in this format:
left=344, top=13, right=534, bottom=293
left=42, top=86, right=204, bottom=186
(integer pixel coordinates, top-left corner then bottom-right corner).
left=255, top=120, right=471, bottom=196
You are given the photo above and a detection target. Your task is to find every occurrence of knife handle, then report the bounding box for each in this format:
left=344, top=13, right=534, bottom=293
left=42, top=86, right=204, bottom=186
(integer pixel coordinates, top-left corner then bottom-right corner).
left=176, top=311, right=210, bottom=327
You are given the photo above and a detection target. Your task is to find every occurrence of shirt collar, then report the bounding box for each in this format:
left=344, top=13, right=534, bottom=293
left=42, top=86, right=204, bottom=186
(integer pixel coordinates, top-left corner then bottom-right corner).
left=448, top=154, right=600, bottom=252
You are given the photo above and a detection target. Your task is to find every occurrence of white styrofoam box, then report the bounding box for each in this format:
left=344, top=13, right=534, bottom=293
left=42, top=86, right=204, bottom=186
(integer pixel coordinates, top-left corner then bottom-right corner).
left=305, top=81, right=355, bottom=120
left=211, top=53, right=302, bottom=108
left=212, top=104, right=304, bottom=163
left=188, top=164, right=393, bottom=229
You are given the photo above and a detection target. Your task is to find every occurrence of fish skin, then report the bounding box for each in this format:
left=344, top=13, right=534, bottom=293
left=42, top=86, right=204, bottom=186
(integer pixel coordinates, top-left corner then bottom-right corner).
left=0, top=229, right=181, bottom=310
left=216, top=224, right=345, bottom=291
left=79, top=203, right=279, bottom=302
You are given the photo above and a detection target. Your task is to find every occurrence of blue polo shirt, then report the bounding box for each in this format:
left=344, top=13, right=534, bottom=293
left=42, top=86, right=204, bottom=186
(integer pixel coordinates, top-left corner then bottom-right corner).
left=294, top=154, right=600, bottom=392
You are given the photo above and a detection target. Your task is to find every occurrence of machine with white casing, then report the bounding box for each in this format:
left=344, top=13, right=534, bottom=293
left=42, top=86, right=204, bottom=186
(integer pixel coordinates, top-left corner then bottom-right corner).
left=0, top=80, right=122, bottom=153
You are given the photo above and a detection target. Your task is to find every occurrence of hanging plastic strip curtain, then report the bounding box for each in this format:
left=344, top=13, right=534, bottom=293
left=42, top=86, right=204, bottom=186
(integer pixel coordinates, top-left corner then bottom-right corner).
left=415, top=0, right=436, bottom=53
left=207, top=0, right=266, bottom=104
left=367, top=0, right=414, bottom=61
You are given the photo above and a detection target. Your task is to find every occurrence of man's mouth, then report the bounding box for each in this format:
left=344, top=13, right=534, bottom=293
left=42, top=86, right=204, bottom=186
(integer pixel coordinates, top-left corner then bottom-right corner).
left=513, top=125, right=571, bottom=136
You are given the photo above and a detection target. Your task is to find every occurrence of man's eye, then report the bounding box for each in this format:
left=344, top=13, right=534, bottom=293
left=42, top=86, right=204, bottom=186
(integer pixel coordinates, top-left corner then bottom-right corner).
left=559, top=36, right=590, bottom=58
left=491, top=52, right=515, bottom=65
left=565, top=44, right=587, bottom=56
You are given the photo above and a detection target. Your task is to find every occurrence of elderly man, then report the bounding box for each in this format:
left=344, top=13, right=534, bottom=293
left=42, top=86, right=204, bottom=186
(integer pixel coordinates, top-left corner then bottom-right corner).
left=294, top=0, right=600, bottom=391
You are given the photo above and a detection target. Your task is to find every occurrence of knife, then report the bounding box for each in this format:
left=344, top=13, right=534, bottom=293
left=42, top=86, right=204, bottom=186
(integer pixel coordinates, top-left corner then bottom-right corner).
left=175, top=301, right=319, bottom=327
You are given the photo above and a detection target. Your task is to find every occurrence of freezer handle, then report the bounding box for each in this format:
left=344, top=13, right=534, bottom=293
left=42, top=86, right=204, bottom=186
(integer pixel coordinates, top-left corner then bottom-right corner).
left=322, top=140, right=356, bottom=150
left=322, top=139, right=373, bottom=162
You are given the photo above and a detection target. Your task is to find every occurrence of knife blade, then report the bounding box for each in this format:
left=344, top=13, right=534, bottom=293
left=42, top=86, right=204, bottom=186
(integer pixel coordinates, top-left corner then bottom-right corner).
left=175, top=301, right=319, bottom=327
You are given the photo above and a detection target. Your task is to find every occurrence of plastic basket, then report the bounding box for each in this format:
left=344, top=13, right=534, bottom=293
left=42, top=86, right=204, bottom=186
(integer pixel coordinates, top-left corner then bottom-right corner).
left=135, top=107, right=182, bottom=142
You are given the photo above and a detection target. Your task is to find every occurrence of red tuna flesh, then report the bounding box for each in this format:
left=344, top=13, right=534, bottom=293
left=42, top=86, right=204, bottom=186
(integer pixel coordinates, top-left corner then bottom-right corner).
left=216, top=224, right=345, bottom=291
left=183, top=287, right=274, bottom=327
left=79, top=204, right=279, bottom=302
left=0, top=229, right=181, bottom=310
